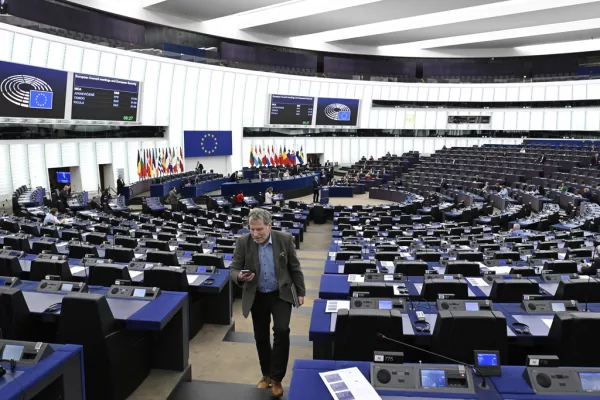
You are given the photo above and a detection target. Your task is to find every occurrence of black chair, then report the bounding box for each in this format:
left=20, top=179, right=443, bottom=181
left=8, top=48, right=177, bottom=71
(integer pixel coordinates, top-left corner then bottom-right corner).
left=57, top=293, right=151, bottom=400
left=86, top=233, right=107, bottom=246
left=146, top=251, right=179, bottom=266
left=444, top=261, right=481, bottom=276
left=60, top=229, right=81, bottom=241
left=214, top=245, right=235, bottom=254
left=422, top=278, right=469, bottom=301
left=69, top=243, right=99, bottom=259
left=191, top=253, right=225, bottom=269
left=394, top=261, right=428, bottom=276
left=114, top=235, right=138, bottom=249
left=30, top=258, right=72, bottom=281
left=89, top=264, right=131, bottom=287
left=489, top=279, right=540, bottom=302
left=105, top=247, right=135, bottom=263
left=0, top=253, right=23, bottom=278
left=547, top=312, right=600, bottom=367
left=0, top=288, right=32, bottom=340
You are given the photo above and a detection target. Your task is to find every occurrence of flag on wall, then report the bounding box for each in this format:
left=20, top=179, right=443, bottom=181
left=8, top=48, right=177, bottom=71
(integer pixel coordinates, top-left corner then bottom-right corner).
left=270, top=145, right=276, bottom=166
left=249, top=146, right=255, bottom=166
left=179, top=147, right=184, bottom=172
left=261, top=145, right=268, bottom=166
left=297, top=146, right=304, bottom=165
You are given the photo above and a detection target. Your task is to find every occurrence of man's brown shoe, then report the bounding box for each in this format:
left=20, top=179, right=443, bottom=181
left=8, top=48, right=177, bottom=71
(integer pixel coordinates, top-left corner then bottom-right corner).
left=257, top=376, right=271, bottom=389
left=271, top=381, right=284, bottom=397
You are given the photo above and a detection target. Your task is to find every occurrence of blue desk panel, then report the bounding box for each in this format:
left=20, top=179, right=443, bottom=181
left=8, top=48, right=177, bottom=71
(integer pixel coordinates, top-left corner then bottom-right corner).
left=182, top=178, right=229, bottom=198
left=221, top=174, right=318, bottom=197
left=327, top=186, right=354, bottom=197
left=150, top=174, right=218, bottom=197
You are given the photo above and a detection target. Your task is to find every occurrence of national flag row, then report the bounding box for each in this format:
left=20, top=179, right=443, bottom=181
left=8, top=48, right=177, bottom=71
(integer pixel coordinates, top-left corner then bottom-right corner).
left=137, top=147, right=184, bottom=179
left=249, top=145, right=305, bottom=167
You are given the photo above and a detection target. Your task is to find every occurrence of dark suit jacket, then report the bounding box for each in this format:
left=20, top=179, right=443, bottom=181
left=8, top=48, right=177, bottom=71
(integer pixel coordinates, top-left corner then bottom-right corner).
left=591, top=156, right=599, bottom=166
left=229, top=230, right=306, bottom=318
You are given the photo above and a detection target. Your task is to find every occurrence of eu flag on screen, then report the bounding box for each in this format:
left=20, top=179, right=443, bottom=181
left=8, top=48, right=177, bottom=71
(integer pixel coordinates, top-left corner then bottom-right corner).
left=184, top=131, right=233, bottom=157
left=29, top=90, right=53, bottom=109
left=338, top=111, right=351, bottom=121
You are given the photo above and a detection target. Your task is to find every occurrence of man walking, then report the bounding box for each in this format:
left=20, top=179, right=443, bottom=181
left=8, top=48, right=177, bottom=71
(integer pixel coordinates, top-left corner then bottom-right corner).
left=229, top=208, right=306, bottom=397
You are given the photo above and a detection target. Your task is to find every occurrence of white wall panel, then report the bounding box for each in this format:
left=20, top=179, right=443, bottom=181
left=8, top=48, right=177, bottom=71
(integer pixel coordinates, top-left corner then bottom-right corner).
left=29, top=38, right=49, bottom=67
left=316, top=138, right=325, bottom=154
left=369, top=86, right=382, bottom=129
left=460, top=87, right=472, bottom=102
left=415, top=111, right=426, bottom=129
left=350, top=139, right=359, bottom=163
left=559, top=85, right=573, bottom=101
left=28, top=144, right=46, bottom=190
left=126, top=142, right=141, bottom=184
left=423, top=139, right=435, bottom=155
left=368, top=138, right=377, bottom=159
left=141, top=61, right=160, bottom=125
left=63, top=45, right=83, bottom=72
left=360, top=85, right=373, bottom=128
left=381, top=85, right=391, bottom=100
left=572, top=110, right=586, bottom=131
left=376, top=139, right=386, bottom=159
left=358, top=138, right=368, bottom=159
left=405, top=111, right=416, bottom=129
left=289, top=79, right=300, bottom=95
left=309, top=81, right=320, bottom=97
left=115, top=55, right=133, bottom=80
left=403, top=138, right=414, bottom=152
left=506, top=87, right=519, bottom=101
left=0, top=145, right=13, bottom=197
left=305, top=138, right=316, bottom=154
left=544, top=111, right=558, bottom=130
left=588, top=83, right=600, bottom=99
left=61, top=143, right=79, bottom=167
left=230, top=73, right=247, bottom=173
left=111, top=142, right=128, bottom=184
left=407, top=86, right=418, bottom=101
left=10, top=144, right=29, bottom=189
left=46, top=42, right=65, bottom=70
left=341, top=138, right=351, bottom=164
left=436, top=111, right=447, bottom=129
left=586, top=110, right=600, bottom=131
left=425, top=111, right=436, bottom=129
left=557, top=111, right=571, bottom=130
left=517, top=111, right=530, bottom=130
left=98, top=52, right=116, bottom=77
left=545, top=86, right=559, bottom=101
left=377, top=109, right=387, bottom=129
left=45, top=143, right=61, bottom=169
left=346, top=83, right=357, bottom=99
left=491, top=112, right=504, bottom=130
left=332, top=138, right=342, bottom=164
left=386, top=109, right=396, bottom=129
left=11, top=34, right=32, bottom=65
left=96, top=142, right=112, bottom=164
left=156, top=63, right=175, bottom=126
left=530, top=111, right=544, bottom=130
left=532, top=86, right=545, bottom=101
left=0, top=29, right=14, bottom=61
left=81, top=49, right=100, bottom=75
left=482, top=87, right=494, bottom=101
left=504, top=111, right=517, bottom=130
left=182, top=67, right=200, bottom=131
left=494, top=87, right=506, bottom=102
left=417, top=87, right=428, bottom=102
left=519, top=86, right=532, bottom=102
left=449, top=87, right=460, bottom=101
left=394, top=138, right=403, bottom=156
left=398, top=86, right=408, bottom=101
left=324, top=138, right=334, bottom=163
left=427, top=87, right=439, bottom=102
left=328, top=82, right=339, bottom=97
left=253, top=76, right=269, bottom=127
left=299, top=80, right=310, bottom=96
left=471, top=87, right=483, bottom=102
left=219, top=72, right=236, bottom=131
left=78, top=143, right=98, bottom=192
left=573, top=85, right=587, bottom=100
left=278, top=78, right=290, bottom=95
left=195, top=69, right=212, bottom=130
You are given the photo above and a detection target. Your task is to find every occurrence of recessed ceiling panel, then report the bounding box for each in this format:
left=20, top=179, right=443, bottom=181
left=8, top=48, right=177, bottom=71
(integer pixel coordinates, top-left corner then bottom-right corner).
left=146, top=0, right=288, bottom=22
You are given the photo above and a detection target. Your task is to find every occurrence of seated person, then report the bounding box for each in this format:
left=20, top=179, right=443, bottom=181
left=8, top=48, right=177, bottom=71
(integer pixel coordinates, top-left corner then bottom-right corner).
left=264, top=188, right=274, bottom=205
left=482, top=182, right=490, bottom=191
left=236, top=191, right=244, bottom=204
left=44, top=208, right=65, bottom=225
left=534, top=185, right=545, bottom=196
left=581, top=245, right=600, bottom=275
left=499, top=185, right=508, bottom=197
left=184, top=180, right=192, bottom=187
left=559, top=183, right=568, bottom=193
left=473, top=175, right=482, bottom=183
left=520, top=147, right=526, bottom=153
left=537, top=153, right=546, bottom=163
left=509, top=223, right=525, bottom=237
left=283, top=170, right=290, bottom=177
left=580, top=187, right=593, bottom=200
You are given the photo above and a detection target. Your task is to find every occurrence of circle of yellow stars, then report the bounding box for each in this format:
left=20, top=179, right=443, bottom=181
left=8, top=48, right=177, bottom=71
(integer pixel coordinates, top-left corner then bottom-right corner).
left=200, top=133, right=219, bottom=154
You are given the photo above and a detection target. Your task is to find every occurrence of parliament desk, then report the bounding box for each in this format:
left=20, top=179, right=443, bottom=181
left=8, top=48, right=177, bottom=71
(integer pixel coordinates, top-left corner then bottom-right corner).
left=150, top=174, right=218, bottom=198
left=453, top=190, right=485, bottom=207
left=490, top=194, right=518, bottom=211
left=0, top=344, right=84, bottom=400
left=120, top=179, right=152, bottom=202
left=320, top=187, right=330, bottom=204
left=14, top=281, right=190, bottom=371
left=181, top=178, right=229, bottom=198
left=289, top=360, right=600, bottom=400
left=317, top=273, right=556, bottom=300
left=327, top=186, right=354, bottom=198
left=221, top=173, right=318, bottom=197
left=369, top=189, right=422, bottom=204
left=514, top=192, right=552, bottom=213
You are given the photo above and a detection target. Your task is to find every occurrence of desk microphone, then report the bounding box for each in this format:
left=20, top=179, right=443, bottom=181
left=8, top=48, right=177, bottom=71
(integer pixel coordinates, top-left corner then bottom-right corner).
left=375, top=333, right=495, bottom=391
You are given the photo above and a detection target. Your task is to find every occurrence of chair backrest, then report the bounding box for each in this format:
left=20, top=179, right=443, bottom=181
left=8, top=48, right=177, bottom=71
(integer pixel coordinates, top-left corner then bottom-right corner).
left=30, top=258, right=72, bottom=281
left=89, top=264, right=131, bottom=287
left=143, top=267, right=188, bottom=291
left=0, top=254, right=23, bottom=277
left=69, top=243, right=99, bottom=259
left=105, top=247, right=135, bottom=263
left=0, top=288, right=31, bottom=340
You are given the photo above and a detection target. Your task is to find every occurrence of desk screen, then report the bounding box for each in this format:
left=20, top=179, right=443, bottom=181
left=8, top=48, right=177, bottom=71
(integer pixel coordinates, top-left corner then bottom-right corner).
left=2, top=344, right=24, bottom=361
left=561, top=275, right=570, bottom=281
left=477, top=353, right=498, bottom=366
left=498, top=259, right=506, bottom=265
left=60, top=283, right=73, bottom=292
left=96, top=260, right=104, bottom=264
left=133, top=288, right=146, bottom=298
left=421, top=370, right=446, bottom=388
left=378, top=300, right=393, bottom=310
left=465, top=302, right=480, bottom=311
left=9, top=251, right=19, bottom=257
left=551, top=302, right=566, bottom=312
left=580, top=373, right=600, bottom=391
left=0, top=277, right=5, bottom=286
left=196, top=267, right=207, bottom=273
left=444, top=275, right=453, bottom=280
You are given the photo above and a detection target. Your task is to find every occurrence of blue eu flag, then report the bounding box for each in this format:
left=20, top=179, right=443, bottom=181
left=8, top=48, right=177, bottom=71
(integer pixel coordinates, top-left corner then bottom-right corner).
left=29, top=90, right=53, bottom=109
left=338, top=111, right=351, bottom=121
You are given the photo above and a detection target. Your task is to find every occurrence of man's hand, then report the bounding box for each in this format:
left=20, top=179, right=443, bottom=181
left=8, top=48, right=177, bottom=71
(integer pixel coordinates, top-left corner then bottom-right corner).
left=298, top=296, right=304, bottom=306
left=237, top=271, right=255, bottom=282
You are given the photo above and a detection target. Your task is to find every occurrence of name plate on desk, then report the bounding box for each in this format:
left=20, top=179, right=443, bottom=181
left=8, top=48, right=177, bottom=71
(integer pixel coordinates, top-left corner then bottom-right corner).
left=108, top=285, right=161, bottom=300
left=35, top=280, right=87, bottom=293
left=436, top=299, right=493, bottom=312
left=182, top=265, right=216, bottom=274
left=364, top=273, right=403, bottom=282
left=371, top=363, right=475, bottom=394
left=541, top=273, right=578, bottom=282
left=350, top=297, right=406, bottom=311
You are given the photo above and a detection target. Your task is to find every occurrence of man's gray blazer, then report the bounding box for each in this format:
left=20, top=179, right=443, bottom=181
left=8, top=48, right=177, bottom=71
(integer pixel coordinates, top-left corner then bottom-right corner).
left=229, top=230, right=306, bottom=318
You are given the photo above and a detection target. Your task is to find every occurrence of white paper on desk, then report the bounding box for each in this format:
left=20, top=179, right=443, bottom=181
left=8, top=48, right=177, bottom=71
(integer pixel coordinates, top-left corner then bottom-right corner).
left=187, top=275, right=199, bottom=285
left=459, top=245, right=473, bottom=251
left=380, top=261, right=394, bottom=269
left=347, top=274, right=364, bottom=283
left=56, top=242, right=68, bottom=248
left=202, top=248, right=211, bottom=254
left=320, top=367, right=381, bottom=400
left=542, top=318, right=554, bottom=329
left=134, top=253, right=144, bottom=259
left=486, top=266, right=512, bottom=275
left=399, top=252, right=411, bottom=258
left=466, top=277, right=489, bottom=287
left=129, top=271, right=143, bottom=279
left=70, top=266, right=86, bottom=274
left=325, top=300, right=350, bottom=313
left=384, top=275, right=394, bottom=281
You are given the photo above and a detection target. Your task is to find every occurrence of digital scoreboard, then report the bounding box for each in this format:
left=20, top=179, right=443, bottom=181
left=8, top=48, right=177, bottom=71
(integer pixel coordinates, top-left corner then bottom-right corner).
left=71, top=74, right=139, bottom=121
left=269, top=95, right=314, bottom=125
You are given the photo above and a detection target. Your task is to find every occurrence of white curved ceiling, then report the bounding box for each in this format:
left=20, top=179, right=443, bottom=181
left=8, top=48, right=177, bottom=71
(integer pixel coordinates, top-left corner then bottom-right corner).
left=68, top=0, right=600, bottom=57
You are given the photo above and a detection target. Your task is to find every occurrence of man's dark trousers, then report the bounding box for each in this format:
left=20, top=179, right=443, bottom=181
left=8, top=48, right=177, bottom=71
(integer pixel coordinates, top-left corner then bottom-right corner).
left=251, top=290, right=292, bottom=382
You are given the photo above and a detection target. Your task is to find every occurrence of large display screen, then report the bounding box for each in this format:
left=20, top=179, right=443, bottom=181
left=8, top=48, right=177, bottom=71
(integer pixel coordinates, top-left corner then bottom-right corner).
left=315, top=97, right=360, bottom=126
left=71, top=73, right=139, bottom=121
left=0, top=60, right=67, bottom=119
left=269, top=95, right=314, bottom=125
